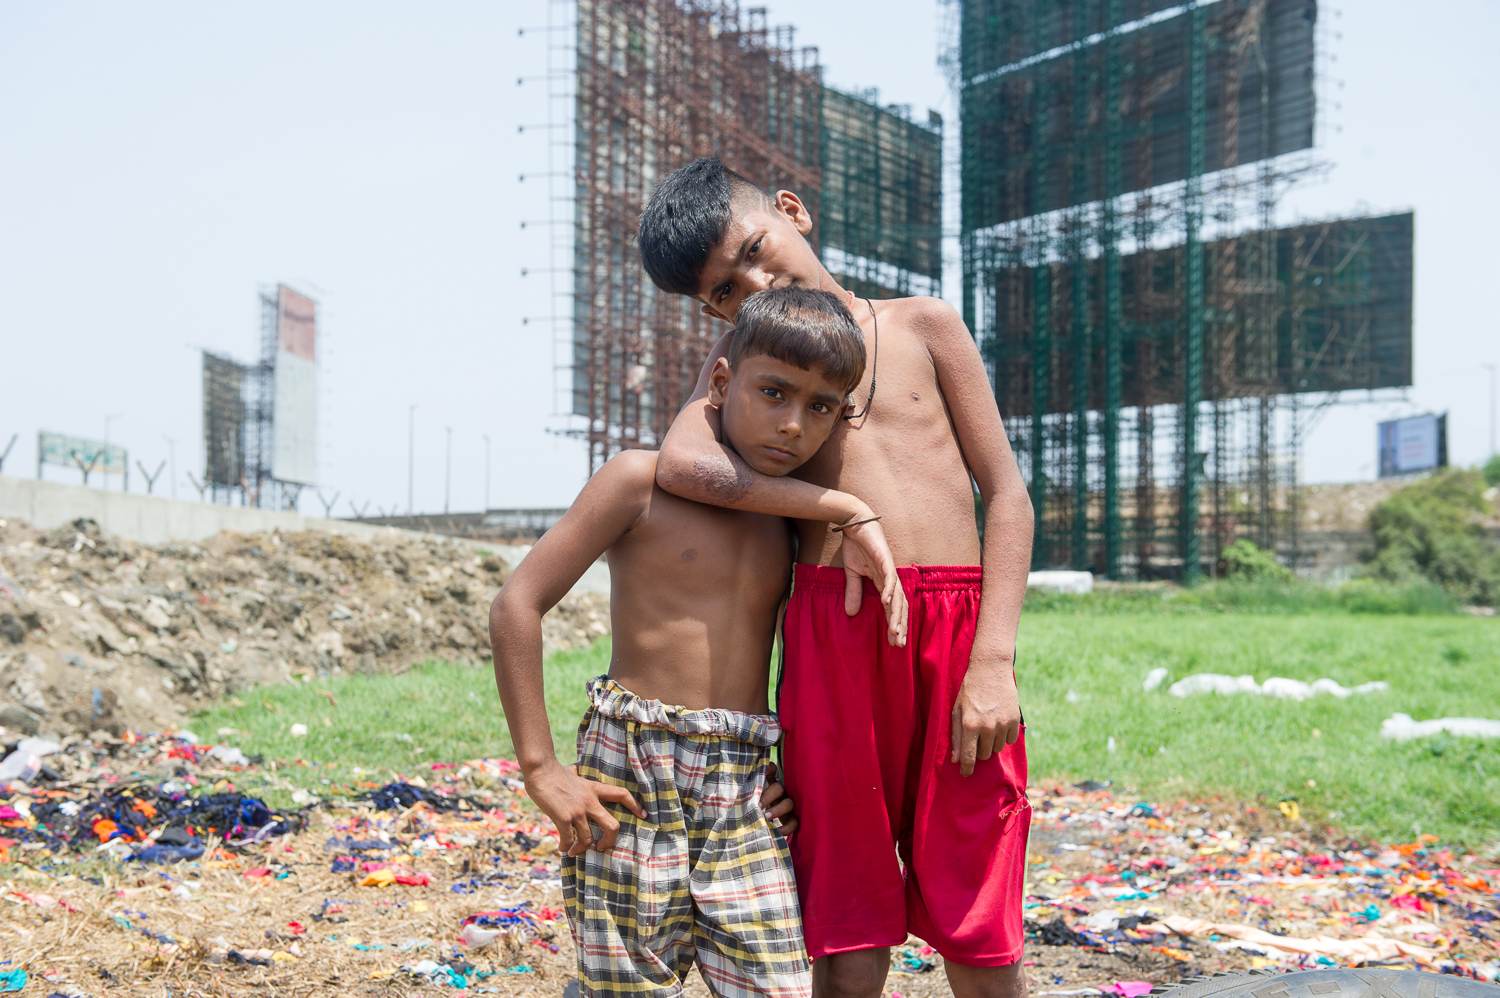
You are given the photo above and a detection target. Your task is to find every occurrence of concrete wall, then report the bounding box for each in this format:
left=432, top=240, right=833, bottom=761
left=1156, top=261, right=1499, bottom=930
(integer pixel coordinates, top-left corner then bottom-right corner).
left=0, top=475, right=610, bottom=595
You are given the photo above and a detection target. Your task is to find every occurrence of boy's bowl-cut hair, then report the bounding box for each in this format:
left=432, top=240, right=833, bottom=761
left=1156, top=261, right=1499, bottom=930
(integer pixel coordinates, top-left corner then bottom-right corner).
left=639, top=157, right=770, bottom=297
left=730, top=288, right=866, bottom=395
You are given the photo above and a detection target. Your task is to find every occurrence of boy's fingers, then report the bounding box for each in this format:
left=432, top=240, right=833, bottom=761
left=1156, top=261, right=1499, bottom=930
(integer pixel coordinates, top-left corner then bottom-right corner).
left=766, top=797, right=794, bottom=821
left=588, top=804, right=621, bottom=852
left=950, top=705, right=964, bottom=766
left=568, top=815, right=593, bottom=856
left=597, top=783, right=647, bottom=819
left=843, top=567, right=865, bottom=617
left=777, top=815, right=800, bottom=836
left=886, top=584, right=909, bottom=647
left=761, top=781, right=785, bottom=807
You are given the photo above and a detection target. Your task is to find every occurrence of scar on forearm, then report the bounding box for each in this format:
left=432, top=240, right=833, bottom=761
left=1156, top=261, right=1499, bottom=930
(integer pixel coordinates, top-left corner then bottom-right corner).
left=693, top=454, right=754, bottom=503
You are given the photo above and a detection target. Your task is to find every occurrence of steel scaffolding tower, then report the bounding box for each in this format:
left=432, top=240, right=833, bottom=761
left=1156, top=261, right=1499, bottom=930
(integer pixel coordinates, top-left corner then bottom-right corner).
left=955, top=0, right=1413, bottom=579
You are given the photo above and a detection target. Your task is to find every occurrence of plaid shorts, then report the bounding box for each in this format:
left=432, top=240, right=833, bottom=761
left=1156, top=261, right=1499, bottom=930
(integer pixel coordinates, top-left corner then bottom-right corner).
left=562, top=676, right=811, bottom=998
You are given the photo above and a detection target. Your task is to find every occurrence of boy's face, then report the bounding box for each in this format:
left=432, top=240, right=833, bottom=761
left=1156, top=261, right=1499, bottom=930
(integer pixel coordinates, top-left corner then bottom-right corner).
left=708, top=353, right=847, bottom=476
left=694, top=191, right=833, bottom=324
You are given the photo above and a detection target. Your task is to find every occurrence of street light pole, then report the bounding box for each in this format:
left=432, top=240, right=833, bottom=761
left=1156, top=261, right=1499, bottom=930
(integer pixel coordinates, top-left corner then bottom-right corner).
left=482, top=434, right=491, bottom=512
left=444, top=426, right=452, bottom=516
left=104, top=412, right=123, bottom=491
left=408, top=404, right=417, bottom=516
left=1485, top=363, right=1497, bottom=458
left=162, top=436, right=177, bottom=499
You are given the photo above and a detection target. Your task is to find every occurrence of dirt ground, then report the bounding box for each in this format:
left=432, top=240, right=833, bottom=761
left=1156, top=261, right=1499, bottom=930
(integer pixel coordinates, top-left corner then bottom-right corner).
left=1, top=755, right=1492, bottom=997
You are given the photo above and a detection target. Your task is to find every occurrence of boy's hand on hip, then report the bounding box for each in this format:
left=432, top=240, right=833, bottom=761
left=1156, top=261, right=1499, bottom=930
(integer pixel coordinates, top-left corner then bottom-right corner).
left=838, top=519, right=908, bottom=647
left=524, top=759, right=648, bottom=857
left=950, top=651, right=1021, bottom=776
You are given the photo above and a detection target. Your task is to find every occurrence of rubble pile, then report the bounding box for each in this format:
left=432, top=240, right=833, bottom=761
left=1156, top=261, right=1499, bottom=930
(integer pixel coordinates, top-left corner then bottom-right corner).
left=0, top=517, right=609, bottom=740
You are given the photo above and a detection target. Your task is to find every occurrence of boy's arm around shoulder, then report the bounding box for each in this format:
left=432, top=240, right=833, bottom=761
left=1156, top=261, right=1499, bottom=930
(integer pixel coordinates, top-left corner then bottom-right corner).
left=656, top=329, right=907, bottom=638
left=914, top=297, right=1035, bottom=776
left=489, top=450, right=652, bottom=854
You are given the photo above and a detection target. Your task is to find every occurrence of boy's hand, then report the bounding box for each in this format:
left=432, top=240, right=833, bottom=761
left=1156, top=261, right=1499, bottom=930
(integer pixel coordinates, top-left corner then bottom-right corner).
left=838, top=518, right=908, bottom=647
left=760, top=761, right=799, bottom=836
left=950, top=648, right=1022, bottom=776
left=524, top=759, right=648, bottom=857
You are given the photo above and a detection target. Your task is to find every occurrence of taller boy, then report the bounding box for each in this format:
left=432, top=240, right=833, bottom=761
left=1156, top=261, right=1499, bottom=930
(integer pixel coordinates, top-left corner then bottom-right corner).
left=639, top=156, right=1035, bottom=998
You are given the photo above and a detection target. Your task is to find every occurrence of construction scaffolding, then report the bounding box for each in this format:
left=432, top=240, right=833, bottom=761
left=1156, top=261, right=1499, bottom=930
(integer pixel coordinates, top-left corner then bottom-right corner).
left=564, top=0, right=943, bottom=473
left=955, top=0, right=1414, bottom=579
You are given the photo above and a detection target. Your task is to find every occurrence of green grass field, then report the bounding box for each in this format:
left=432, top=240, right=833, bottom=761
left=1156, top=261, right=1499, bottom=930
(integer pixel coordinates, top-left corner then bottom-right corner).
left=196, top=602, right=1500, bottom=848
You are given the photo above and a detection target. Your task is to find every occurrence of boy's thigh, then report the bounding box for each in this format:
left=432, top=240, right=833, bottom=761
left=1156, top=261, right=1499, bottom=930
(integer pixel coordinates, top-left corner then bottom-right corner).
left=566, top=828, right=698, bottom=996
left=689, top=805, right=811, bottom=998
left=567, top=710, right=698, bottom=995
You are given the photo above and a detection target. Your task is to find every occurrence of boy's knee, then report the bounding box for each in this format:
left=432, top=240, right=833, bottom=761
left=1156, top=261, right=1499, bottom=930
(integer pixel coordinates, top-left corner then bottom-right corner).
left=813, top=948, right=890, bottom=998
left=944, top=958, right=1028, bottom=998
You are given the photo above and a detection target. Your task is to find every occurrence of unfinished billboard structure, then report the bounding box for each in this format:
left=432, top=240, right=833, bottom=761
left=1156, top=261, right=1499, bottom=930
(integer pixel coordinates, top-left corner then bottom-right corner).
left=566, top=0, right=942, bottom=472
left=957, top=0, right=1414, bottom=579
left=200, top=284, right=318, bottom=508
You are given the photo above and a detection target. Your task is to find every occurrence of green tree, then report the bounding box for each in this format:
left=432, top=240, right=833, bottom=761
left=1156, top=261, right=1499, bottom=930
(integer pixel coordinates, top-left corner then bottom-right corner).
left=1360, top=469, right=1500, bottom=605
left=1483, top=454, right=1500, bottom=488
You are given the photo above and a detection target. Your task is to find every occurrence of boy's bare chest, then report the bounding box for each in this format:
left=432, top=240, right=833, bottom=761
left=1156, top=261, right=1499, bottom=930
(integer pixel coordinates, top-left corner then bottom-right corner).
left=612, top=487, right=791, bottom=592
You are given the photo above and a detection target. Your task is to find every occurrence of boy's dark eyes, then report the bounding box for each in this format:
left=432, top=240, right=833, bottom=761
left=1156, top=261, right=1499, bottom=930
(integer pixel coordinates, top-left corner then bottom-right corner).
left=749, top=237, right=762, bottom=257
left=760, top=387, right=783, bottom=400
left=810, top=402, right=831, bottom=414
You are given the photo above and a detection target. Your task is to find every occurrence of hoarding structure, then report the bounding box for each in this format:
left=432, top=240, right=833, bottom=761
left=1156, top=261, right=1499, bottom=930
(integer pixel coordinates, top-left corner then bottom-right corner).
left=565, top=0, right=943, bottom=473
left=200, top=283, right=318, bottom=508
left=958, top=0, right=1414, bottom=579
left=202, top=351, right=246, bottom=497
left=37, top=432, right=127, bottom=489
left=1378, top=413, right=1447, bottom=479
left=271, top=285, right=318, bottom=486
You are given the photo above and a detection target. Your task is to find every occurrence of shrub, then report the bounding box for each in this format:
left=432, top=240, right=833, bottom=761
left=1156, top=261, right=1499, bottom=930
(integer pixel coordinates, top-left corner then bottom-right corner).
left=1360, top=469, right=1500, bottom=605
left=1220, top=538, right=1293, bottom=582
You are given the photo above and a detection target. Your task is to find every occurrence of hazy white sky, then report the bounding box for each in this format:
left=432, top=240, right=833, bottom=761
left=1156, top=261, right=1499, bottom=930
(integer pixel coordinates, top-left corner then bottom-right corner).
left=1, top=1, right=1496, bottom=515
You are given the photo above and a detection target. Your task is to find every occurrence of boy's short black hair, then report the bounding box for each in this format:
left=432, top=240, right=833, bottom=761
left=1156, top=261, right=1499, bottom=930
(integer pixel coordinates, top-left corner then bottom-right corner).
left=729, top=288, right=866, bottom=395
left=639, top=157, right=771, bottom=297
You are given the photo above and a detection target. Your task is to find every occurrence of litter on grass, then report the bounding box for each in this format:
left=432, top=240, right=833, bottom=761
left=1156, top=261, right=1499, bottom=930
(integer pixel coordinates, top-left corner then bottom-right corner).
left=1380, top=713, right=1500, bottom=741
left=1167, top=674, right=1389, bottom=700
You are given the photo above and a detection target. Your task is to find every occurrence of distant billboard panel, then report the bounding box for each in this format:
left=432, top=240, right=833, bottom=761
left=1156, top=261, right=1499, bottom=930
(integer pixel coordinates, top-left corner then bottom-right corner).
left=1378, top=413, right=1447, bottom=478
left=202, top=352, right=246, bottom=487
left=38, top=432, right=125, bottom=477
left=271, top=285, right=317, bottom=485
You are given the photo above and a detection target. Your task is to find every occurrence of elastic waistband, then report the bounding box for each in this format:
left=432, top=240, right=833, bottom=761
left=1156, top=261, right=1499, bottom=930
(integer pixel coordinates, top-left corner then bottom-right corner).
left=586, top=676, right=780, bottom=748
left=792, top=563, right=982, bottom=595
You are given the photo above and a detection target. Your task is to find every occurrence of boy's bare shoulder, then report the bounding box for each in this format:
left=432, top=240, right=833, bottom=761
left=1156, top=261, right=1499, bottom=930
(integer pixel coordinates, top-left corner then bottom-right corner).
left=588, top=449, right=660, bottom=507
left=879, top=295, right=969, bottom=343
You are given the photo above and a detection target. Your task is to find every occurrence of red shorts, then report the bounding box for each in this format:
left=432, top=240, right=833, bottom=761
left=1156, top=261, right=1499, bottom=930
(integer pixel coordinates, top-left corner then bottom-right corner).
left=780, top=564, right=1030, bottom=967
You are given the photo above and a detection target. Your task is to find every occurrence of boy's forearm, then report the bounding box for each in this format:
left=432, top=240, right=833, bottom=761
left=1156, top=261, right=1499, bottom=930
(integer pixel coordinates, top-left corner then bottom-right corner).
left=974, top=478, right=1034, bottom=665
left=490, top=593, right=563, bottom=775
left=656, top=396, right=868, bottom=523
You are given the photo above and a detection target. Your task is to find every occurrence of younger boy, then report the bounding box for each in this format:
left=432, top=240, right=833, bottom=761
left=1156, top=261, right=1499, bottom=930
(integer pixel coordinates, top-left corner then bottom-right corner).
left=490, top=288, right=870, bottom=998
left=640, top=158, right=1036, bottom=998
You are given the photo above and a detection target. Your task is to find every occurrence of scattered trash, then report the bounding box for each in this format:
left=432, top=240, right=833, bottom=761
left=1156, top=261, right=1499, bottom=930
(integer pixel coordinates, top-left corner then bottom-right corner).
left=1168, top=674, right=1389, bottom=700
left=1380, top=713, right=1500, bottom=741
left=1142, top=668, right=1168, bottom=691
left=290, top=723, right=309, bottom=738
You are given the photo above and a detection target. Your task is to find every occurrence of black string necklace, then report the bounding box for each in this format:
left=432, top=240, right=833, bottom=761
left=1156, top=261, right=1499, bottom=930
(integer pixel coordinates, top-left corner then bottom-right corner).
left=844, top=297, right=878, bottom=420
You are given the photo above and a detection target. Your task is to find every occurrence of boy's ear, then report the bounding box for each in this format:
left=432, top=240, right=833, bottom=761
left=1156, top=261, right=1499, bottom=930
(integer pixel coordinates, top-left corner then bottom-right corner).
left=707, top=357, right=734, bottom=408
left=700, top=303, right=733, bottom=324
left=773, top=190, right=814, bottom=237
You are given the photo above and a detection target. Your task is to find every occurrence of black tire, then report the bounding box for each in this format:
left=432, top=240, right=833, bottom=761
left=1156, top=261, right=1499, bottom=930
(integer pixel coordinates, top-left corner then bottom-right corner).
left=1150, top=969, right=1498, bottom=998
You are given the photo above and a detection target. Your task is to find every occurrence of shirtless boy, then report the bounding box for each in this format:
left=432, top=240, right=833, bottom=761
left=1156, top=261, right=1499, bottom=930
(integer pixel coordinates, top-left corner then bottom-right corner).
left=490, top=288, right=870, bottom=998
left=638, top=157, right=1036, bottom=998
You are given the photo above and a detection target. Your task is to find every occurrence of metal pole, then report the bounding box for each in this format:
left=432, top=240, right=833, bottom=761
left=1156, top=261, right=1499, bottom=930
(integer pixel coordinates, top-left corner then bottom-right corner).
left=482, top=434, right=491, bottom=511
left=163, top=436, right=177, bottom=499
left=104, top=412, right=123, bottom=491
left=408, top=404, right=417, bottom=515
left=444, top=426, right=452, bottom=516
left=1485, top=363, right=1497, bottom=457
left=1181, top=1, right=1207, bottom=584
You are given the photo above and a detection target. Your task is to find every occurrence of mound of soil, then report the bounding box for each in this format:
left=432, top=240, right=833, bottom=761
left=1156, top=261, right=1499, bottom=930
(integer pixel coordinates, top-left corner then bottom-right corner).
left=0, top=517, right=609, bottom=741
